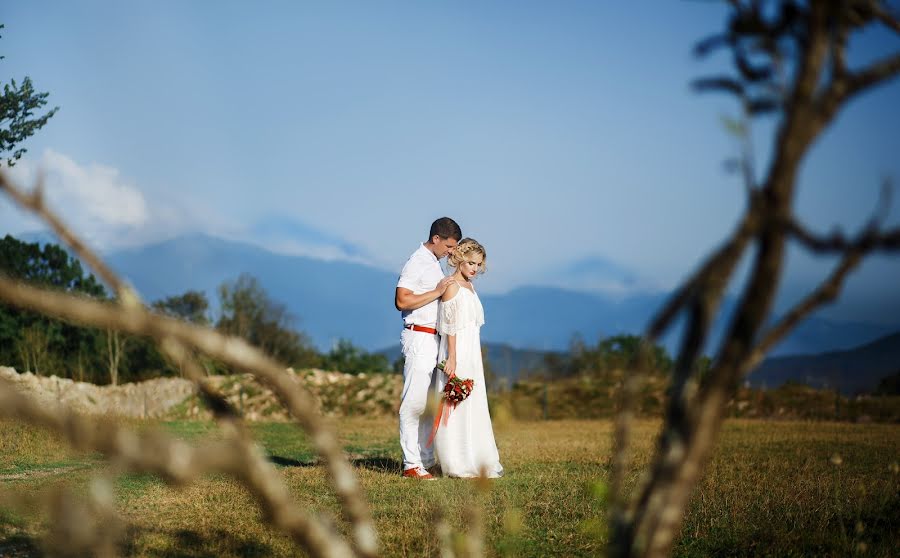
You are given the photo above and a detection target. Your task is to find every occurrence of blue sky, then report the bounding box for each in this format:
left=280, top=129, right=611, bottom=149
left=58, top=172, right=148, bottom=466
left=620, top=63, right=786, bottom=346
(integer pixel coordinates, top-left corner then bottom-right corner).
left=2, top=1, right=899, bottom=325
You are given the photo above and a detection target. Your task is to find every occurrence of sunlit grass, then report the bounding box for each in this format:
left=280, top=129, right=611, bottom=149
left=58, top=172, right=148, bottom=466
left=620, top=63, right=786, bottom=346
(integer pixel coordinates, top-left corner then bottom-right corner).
left=2, top=417, right=898, bottom=556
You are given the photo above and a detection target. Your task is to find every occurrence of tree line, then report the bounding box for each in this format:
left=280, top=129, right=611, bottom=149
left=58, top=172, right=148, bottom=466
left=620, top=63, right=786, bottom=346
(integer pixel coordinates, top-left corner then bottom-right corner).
left=535, top=333, right=676, bottom=380
left=0, top=234, right=390, bottom=384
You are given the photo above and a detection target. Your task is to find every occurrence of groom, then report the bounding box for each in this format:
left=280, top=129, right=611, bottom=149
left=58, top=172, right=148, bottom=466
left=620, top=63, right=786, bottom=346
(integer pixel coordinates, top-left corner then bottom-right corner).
left=394, top=217, right=461, bottom=479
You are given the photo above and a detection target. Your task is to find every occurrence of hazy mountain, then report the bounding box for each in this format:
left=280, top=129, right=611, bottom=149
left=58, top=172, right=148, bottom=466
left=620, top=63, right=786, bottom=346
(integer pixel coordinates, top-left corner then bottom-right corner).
left=748, top=331, right=900, bottom=394
left=102, top=234, right=897, bottom=359
left=108, top=233, right=400, bottom=350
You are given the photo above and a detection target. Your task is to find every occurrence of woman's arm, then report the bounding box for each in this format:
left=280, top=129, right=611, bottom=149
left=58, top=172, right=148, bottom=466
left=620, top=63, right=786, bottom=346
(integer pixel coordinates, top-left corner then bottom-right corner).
left=440, top=281, right=460, bottom=377
left=444, top=333, right=457, bottom=379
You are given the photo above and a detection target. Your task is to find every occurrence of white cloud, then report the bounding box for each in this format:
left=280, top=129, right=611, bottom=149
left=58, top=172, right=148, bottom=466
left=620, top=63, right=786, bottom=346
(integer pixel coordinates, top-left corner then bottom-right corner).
left=10, top=150, right=148, bottom=225
left=0, top=150, right=214, bottom=251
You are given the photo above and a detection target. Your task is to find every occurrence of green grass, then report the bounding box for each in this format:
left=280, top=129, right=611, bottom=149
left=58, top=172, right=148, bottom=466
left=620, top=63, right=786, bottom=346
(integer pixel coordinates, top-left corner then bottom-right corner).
left=1, top=417, right=898, bottom=556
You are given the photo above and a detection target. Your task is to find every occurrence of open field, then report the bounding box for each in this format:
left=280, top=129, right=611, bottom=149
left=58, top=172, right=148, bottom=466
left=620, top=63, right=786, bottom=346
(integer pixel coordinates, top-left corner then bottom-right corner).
left=1, top=417, right=898, bottom=557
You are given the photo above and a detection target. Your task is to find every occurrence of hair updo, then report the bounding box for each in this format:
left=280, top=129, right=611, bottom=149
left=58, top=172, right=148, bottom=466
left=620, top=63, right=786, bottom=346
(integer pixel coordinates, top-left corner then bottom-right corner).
left=448, top=238, right=488, bottom=274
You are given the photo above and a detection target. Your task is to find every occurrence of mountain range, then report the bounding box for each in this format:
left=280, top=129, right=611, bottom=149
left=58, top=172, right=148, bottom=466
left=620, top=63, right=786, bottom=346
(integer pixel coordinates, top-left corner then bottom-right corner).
left=748, top=331, right=900, bottom=395
left=98, top=233, right=898, bottom=360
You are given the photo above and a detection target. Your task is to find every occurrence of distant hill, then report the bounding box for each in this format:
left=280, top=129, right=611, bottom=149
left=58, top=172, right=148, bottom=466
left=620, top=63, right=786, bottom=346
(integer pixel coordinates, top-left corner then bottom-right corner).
left=100, top=234, right=898, bottom=358
left=748, top=331, right=900, bottom=394
left=107, top=233, right=400, bottom=350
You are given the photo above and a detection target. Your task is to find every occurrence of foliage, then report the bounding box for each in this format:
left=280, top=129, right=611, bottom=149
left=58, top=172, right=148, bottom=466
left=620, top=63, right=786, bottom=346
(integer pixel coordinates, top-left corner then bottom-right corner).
left=0, top=25, right=59, bottom=166
left=151, top=290, right=210, bottom=325
left=0, top=236, right=332, bottom=383
left=504, top=374, right=900, bottom=423
left=0, top=235, right=211, bottom=382
left=216, top=273, right=320, bottom=369
left=321, top=339, right=389, bottom=375
left=548, top=334, right=674, bottom=378
left=0, top=235, right=107, bottom=377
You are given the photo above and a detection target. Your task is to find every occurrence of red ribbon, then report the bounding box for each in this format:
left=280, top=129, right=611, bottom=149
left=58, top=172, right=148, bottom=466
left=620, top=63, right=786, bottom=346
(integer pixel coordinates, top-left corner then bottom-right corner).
left=425, top=398, right=455, bottom=448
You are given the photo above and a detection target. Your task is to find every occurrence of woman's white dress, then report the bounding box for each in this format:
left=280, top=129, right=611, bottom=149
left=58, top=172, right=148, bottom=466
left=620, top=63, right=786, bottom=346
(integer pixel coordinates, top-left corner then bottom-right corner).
left=434, top=285, right=504, bottom=478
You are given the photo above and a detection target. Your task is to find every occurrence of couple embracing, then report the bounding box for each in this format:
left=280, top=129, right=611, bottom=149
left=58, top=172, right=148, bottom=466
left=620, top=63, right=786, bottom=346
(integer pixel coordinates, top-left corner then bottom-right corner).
left=394, top=217, right=504, bottom=480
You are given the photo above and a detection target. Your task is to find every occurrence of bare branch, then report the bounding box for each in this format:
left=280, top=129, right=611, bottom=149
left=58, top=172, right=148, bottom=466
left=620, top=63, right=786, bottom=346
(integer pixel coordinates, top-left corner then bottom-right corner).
left=746, top=250, right=862, bottom=371
left=0, top=478, right=123, bottom=558
left=0, top=379, right=355, bottom=558
left=873, top=2, right=900, bottom=34
left=1, top=170, right=244, bottom=425
left=843, top=50, right=900, bottom=99
left=0, top=274, right=378, bottom=556
left=692, top=76, right=745, bottom=96
left=612, top=3, right=900, bottom=557
left=0, top=168, right=377, bottom=556
left=647, top=205, right=760, bottom=340
left=828, top=5, right=850, bottom=80
left=0, top=171, right=136, bottom=303
left=787, top=219, right=900, bottom=252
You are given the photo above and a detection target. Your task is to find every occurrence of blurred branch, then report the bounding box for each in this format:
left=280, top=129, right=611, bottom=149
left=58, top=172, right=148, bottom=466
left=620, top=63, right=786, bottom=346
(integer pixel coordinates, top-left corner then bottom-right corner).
left=0, top=168, right=377, bottom=557
left=842, top=51, right=900, bottom=99
left=0, top=478, right=122, bottom=558
left=0, top=272, right=377, bottom=556
left=611, top=3, right=900, bottom=557
left=0, top=379, right=355, bottom=558
left=747, top=249, right=862, bottom=371
left=786, top=219, right=900, bottom=252
left=0, top=172, right=136, bottom=304
left=647, top=203, right=760, bottom=340
left=872, top=2, right=900, bottom=34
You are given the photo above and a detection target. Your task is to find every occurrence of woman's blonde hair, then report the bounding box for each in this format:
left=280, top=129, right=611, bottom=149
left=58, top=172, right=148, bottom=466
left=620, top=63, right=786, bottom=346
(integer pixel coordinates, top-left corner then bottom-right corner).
left=448, top=238, right=487, bottom=274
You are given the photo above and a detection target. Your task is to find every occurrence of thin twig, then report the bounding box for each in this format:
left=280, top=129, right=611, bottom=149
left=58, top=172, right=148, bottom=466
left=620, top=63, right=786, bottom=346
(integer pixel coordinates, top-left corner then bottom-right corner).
left=746, top=250, right=863, bottom=371
left=0, top=168, right=378, bottom=556
left=0, top=379, right=355, bottom=558
left=0, top=273, right=378, bottom=556
left=842, top=51, right=900, bottom=99
left=0, top=172, right=136, bottom=303
left=787, top=219, right=900, bottom=252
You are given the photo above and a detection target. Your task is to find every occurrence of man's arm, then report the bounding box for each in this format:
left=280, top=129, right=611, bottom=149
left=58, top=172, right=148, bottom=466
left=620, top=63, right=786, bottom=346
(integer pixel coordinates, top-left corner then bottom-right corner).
left=395, top=276, right=456, bottom=311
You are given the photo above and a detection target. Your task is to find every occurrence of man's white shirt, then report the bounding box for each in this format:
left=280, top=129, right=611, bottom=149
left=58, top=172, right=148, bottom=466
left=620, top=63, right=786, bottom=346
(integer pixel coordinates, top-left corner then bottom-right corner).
left=397, top=243, right=444, bottom=327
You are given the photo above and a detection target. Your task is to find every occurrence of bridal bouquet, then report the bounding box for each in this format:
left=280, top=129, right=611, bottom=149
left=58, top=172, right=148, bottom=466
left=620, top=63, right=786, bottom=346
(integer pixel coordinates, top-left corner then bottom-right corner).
left=437, top=360, right=474, bottom=404
left=442, top=376, right=474, bottom=404
left=427, top=361, right=475, bottom=447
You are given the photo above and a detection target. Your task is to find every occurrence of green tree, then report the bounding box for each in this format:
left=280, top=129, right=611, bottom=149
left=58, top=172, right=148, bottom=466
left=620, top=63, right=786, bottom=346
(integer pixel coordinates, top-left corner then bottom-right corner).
left=152, top=290, right=210, bottom=325
left=599, top=334, right=673, bottom=374
left=0, top=235, right=107, bottom=378
left=566, top=333, right=673, bottom=377
left=321, top=339, right=389, bottom=375
left=216, top=273, right=320, bottom=369
left=0, top=24, right=59, bottom=166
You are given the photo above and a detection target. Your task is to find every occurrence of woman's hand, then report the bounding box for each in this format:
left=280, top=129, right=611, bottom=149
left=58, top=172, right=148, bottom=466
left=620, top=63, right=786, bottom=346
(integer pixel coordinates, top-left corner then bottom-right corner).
left=443, top=356, right=457, bottom=379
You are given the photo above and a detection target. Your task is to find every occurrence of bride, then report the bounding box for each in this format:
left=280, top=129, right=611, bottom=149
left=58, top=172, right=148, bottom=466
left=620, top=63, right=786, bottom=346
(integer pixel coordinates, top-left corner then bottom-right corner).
left=433, top=238, right=504, bottom=478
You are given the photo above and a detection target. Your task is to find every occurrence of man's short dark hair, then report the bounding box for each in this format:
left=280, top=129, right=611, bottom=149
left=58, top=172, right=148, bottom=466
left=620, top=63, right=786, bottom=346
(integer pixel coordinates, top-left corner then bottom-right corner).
left=429, top=217, right=462, bottom=241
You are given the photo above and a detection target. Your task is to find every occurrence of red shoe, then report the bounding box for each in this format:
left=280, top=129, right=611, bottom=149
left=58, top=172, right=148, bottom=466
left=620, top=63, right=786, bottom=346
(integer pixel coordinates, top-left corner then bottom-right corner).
left=402, top=466, right=435, bottom=480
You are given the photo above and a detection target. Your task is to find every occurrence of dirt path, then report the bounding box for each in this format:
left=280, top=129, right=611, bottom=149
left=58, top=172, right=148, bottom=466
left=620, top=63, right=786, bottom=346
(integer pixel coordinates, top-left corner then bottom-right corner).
left=0, top=464, right=93, bottom=482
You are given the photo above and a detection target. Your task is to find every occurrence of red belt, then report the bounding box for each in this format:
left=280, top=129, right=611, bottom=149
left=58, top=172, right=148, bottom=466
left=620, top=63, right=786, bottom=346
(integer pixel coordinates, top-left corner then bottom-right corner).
left=404, top=324, right=438, bottom=335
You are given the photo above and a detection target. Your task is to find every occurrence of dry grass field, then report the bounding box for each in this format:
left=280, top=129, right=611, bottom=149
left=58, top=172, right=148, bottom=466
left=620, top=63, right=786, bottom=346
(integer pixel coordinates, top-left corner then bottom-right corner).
left=1, top=417, right=898, bottom=557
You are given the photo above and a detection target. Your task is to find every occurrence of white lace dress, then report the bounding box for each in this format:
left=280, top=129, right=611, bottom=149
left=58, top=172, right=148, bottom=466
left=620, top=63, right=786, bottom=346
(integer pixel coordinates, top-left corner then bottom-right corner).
left=434, top=285, right=504, bottom=478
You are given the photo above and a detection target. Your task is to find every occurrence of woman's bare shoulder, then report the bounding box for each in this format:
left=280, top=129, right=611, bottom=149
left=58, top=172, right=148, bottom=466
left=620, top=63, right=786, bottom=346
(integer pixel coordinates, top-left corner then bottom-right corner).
left=441, top=280, right=461, bottom=302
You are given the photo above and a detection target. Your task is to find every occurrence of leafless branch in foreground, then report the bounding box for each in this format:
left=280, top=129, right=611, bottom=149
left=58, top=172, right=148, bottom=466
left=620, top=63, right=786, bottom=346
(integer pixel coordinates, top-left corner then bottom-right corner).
left=610, top=2, right=900, bottom=557
left=0, top=476, right=122, bottom=558
left=0, top=168, right=378, bottom=556
left=0, top=379, right=356, bottom=558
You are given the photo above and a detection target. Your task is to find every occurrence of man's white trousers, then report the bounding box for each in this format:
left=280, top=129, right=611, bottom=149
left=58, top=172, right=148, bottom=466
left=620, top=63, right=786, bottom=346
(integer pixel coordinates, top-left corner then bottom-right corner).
left=398, top=328, right=438, bottom=471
